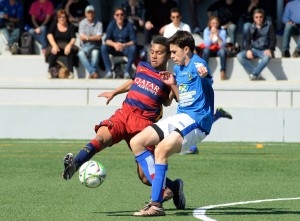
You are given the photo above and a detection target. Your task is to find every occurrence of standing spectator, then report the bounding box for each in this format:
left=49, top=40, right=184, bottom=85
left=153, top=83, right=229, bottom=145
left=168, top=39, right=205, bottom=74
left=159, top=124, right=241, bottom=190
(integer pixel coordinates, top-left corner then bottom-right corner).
left=163, top=7, right=191, bottom=38
left=63, top=0, right=89, bottom=29
left=281, top=0, right=300, bottom=58
left=100, top=7, right=137, bottom=79
left=77, top=5, right=103, bottom=79
left=121, top=0, right=145, bottom=32
left=201, top=16, right=227, bottom=80
left=207, top=0, right=240, bottom=46
left=46, top=9, right=77, bottom=78
left=28, top=0, right=54, bottom=53
left=144, top=0, right=177, bottom=45
left=187, top=0, right=201, bottom=34
left=0, top=0, right=23, bottom=54
left=237, top=9, right=276, bottom=80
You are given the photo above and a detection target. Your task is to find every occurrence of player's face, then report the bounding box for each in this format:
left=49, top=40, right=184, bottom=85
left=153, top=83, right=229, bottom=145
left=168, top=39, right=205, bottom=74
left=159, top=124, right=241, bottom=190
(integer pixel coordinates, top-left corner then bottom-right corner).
left=150, top=43, right=169, bottom=70
left=169, top=44, right=188, bottom=66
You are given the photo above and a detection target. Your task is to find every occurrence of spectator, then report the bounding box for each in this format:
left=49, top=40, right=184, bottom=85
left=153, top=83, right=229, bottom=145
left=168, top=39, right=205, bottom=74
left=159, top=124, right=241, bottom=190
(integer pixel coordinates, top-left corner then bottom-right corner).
left=144, top=0, right=177, bottom=45
left=46, top=9, right=77, bottom=78
left=240, top=0, right=260, bottom=50
left=100, top=7, right=137, bottom=79
left=63, top=0, right=89, bottom=29
left=28, top=0, right=54, bottom=53
left=201, top=16, right=227, bottom=80
left=121, top=0, right=145, bottom=32
left=0, top=0, right=23, bottom=54
left=237, top=8, right=276, bottom=80
left=77, top=5, right=103, bottom=79
left=163, top=7, right=191, bottom=38
left=207, top=0, right=240, bottom=46
left=281, top=0, right=300, bottom=58
left=187, top=0, right=201, bottom=34
left=240, top=0, right=274, bottom=50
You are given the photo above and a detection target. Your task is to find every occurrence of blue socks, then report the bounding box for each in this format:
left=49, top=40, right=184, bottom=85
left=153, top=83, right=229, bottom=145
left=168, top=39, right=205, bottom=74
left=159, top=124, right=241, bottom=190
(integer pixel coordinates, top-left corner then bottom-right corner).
left=151, top=164, right=168, bottom=203
left=135, top=150, right=155, bottom=184
left=74, top=141, right=99, bottom=170
left=214, top=110, right=221, bottom=122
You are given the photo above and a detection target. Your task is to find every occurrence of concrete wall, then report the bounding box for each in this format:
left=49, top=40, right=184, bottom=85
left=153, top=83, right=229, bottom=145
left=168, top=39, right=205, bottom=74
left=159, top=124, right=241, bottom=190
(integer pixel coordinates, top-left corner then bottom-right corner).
left=1, top=78, right=300, bottom=142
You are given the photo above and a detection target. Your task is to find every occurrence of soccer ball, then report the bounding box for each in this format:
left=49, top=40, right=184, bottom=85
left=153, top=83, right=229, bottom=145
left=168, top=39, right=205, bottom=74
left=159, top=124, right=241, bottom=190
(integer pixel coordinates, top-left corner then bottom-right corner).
left=79, top=160, right=106, bottom=188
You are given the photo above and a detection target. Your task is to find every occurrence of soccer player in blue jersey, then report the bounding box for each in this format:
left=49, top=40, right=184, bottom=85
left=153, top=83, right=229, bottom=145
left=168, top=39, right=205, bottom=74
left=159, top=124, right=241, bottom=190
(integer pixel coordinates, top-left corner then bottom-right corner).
left=62, top=36, right=185, bottom=208
left=130, top=30, right=214, bottom=216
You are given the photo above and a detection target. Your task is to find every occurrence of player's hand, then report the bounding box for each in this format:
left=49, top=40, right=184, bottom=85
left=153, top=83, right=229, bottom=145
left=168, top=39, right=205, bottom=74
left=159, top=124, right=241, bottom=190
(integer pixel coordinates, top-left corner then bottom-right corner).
left=98, top=91, right=114, bottom=105
left=160, top=71, right=176, bottom=85
left=197, top=66, right=208, bottom=78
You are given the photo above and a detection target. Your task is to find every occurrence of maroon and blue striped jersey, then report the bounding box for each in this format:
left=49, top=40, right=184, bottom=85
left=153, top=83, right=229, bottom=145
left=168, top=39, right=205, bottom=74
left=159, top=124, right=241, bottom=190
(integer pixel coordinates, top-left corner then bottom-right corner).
left=123, top=61, right=171, bottom=122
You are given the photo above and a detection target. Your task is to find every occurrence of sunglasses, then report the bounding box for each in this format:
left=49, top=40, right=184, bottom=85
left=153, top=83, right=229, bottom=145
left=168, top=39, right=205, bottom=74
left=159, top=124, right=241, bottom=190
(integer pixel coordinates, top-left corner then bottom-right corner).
left=115, top=13, right=124, bottom=17
left=171, top=16, right=180, bottom=19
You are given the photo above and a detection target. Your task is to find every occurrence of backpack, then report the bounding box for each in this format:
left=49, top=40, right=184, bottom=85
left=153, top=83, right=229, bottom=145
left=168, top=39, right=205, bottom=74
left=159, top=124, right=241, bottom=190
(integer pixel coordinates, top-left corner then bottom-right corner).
left=19, top=32, right=34, bottom=55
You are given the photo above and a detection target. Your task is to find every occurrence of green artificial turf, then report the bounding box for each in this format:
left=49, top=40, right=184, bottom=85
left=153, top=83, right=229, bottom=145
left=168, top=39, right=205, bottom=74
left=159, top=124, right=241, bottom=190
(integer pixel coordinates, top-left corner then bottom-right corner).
left=0, top=140, right=299, bottom=221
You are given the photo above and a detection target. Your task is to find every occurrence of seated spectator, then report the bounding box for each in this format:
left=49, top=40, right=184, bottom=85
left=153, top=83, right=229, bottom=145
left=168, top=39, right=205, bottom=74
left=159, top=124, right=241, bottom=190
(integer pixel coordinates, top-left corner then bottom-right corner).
left=121, top=0, right=144, bottom=32
left=240, top=0, right=260, bottom=50
left=28, top=0, right=54, bottom=53
left=207, top=0, right=240, bottom=46
left=63, top=0, right=89, bottom=29
left=163, top=7, right=191, bottom=38
left=100, top=7, right=137, bottom=79
left=240, top=0, right=275, bottom=50
left=0, top=0, right=23, bottom=54
left=281, top=0, right=300, bottom=58
left=237, top=9, right=276, bottom=80
left=77, top=5, right=103, bottom=79
left=46, top=9, right=77, bottom=78
left=201, top=16, right=227, bottom=80
left=144, top=0, right=177, bottom=45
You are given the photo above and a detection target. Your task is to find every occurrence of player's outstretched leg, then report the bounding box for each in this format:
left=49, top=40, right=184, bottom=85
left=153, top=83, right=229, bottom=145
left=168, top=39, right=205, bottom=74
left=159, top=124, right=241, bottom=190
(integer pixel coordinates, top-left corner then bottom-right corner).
left=214, top=107, right=233, bottom=122
left=62, top=153, right=76, bottom=180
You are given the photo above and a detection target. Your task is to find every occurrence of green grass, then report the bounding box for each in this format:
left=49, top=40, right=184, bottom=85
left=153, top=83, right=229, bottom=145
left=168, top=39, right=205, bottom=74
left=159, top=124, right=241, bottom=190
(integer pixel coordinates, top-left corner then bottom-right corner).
left=0, top=140, right=300, bottom=221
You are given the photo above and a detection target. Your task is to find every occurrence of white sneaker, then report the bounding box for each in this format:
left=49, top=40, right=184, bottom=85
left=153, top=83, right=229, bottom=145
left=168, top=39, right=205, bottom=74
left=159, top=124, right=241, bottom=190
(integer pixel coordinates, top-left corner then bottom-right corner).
left=104, top=71, right=115, bottom=79
left=124, top=72, right=130, bottom=79
left=68, top=72, right=74, bottom=79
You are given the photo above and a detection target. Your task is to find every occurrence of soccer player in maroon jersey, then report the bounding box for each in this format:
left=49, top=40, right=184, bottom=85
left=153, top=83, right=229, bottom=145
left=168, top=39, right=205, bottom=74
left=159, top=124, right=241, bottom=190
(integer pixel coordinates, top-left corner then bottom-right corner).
left=62, top=37, right=185, bottom=208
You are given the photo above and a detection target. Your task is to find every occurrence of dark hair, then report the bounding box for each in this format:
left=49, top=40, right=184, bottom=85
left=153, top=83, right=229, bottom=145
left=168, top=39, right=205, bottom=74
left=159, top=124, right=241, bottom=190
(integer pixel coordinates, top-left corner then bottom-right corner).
left=167, top=30, right=195, bottom=52
left=152, top=37, right=170, bottom=54
left=170, top=7, right=181, bottom=15
left=114, top=7, right=126, bottom=15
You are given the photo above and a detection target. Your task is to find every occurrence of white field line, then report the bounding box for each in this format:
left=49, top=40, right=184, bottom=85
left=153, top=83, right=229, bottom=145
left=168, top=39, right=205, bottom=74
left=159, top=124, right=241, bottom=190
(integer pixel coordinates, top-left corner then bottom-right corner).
left=194, top=197, right=300, bottom=221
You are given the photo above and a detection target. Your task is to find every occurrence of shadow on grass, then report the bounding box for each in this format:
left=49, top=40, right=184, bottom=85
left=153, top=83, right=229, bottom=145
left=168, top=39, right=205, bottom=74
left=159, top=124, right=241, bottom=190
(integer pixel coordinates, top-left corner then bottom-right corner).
left=93, top=207, right=195, bottom=217
left=203, top=206, right=300, bottom=216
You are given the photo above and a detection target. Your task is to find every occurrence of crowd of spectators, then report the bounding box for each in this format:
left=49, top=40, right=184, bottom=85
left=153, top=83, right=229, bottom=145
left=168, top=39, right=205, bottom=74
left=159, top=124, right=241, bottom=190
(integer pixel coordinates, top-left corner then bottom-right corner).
left=0, top=0, right=298, bottom=80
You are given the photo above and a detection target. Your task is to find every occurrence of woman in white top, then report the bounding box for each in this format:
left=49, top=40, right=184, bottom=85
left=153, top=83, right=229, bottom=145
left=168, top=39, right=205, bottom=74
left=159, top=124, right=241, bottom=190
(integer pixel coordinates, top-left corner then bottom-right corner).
left=163, top=8, right=191, bottom=38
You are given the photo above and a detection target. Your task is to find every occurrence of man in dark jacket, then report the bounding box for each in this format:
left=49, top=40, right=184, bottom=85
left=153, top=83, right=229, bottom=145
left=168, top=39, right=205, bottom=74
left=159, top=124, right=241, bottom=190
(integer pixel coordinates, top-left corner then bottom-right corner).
left=237, top=8, right=276, bottom=80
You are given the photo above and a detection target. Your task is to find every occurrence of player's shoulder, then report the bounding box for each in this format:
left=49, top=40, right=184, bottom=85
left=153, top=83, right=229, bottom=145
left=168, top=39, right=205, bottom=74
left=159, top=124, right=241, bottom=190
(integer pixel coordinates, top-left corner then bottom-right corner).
left=190, top=54, right=207, bottom=68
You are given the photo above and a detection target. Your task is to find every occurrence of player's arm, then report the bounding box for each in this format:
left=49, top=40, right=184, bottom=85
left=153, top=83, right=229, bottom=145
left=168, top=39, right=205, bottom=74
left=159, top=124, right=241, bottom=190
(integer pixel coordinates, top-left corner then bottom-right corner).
left=98, top=79, right=133, bottom=105
left=160, top=71, right=179, bottom=102
left=163, top=90, right=175, bottom=107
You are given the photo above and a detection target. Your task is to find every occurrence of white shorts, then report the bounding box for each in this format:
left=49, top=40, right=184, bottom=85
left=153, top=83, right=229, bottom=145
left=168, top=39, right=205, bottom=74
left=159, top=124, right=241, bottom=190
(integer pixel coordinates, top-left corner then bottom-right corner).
left=153, top=113, right=207, bottom=153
